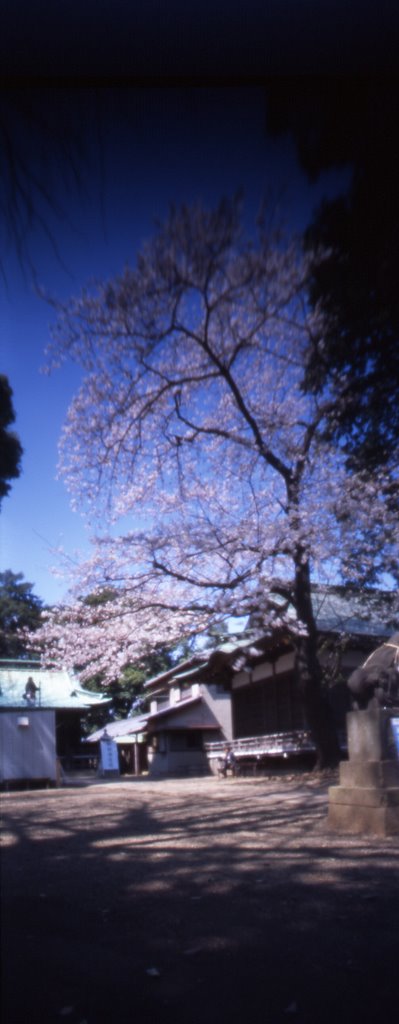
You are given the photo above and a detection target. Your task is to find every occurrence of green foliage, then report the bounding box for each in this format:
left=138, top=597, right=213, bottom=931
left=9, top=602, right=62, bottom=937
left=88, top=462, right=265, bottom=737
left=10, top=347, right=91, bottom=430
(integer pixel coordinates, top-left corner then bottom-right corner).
left=0, top=376, right=23, bottom=505
left=266, top=78, right=399, bottom=476
left=81, top=645, right=174, bottom=736
left=0, top=570, right=44, bottom=657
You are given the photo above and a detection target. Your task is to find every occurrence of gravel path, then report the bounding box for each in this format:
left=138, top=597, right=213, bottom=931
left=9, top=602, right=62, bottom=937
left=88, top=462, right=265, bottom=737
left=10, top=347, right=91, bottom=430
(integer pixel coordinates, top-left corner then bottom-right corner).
left=1, top=772, right=398, bottom=1024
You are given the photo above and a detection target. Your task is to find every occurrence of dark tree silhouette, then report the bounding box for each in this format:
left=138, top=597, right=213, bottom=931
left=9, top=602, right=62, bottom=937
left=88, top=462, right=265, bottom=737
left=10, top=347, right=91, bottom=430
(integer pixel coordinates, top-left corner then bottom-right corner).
left=0, top=570, right=44, bottom=657
left=0, top=375, right=23, bottom=505
left=266, top=77, right=399, bottom=476
left=0, top=86, right=101, bottom=283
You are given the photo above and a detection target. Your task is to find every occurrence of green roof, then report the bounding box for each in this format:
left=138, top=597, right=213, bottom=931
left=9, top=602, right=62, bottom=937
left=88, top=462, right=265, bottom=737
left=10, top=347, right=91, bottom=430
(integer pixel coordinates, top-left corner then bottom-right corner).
left=0, top=660, right=111, bottom=710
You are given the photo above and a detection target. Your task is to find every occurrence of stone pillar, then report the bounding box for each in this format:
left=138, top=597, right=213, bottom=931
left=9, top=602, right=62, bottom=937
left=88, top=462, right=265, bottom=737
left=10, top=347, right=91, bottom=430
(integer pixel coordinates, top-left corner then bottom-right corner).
left=328, top=709, right=399, bottom=836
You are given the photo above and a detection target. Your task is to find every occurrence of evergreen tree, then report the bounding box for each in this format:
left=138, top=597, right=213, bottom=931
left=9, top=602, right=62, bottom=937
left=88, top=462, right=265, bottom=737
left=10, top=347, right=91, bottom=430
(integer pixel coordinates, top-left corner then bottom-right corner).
left=0, top=376, right=23, bottom=505
left=0, top=570, right=44, bottom=657
left=266, top=77, right=399, bottom=476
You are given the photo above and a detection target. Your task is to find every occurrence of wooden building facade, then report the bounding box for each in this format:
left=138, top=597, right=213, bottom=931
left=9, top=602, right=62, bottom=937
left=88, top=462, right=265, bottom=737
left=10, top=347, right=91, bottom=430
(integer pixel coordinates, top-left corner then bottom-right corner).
left=0, top=660, right=110, bottom=787
left=88, top=587, right=396, bottom=778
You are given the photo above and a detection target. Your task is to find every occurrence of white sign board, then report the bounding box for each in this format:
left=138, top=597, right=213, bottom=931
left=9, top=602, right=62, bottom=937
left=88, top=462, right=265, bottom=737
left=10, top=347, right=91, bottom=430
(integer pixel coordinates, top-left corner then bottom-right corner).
left=100, top=737, right=120, bottom=774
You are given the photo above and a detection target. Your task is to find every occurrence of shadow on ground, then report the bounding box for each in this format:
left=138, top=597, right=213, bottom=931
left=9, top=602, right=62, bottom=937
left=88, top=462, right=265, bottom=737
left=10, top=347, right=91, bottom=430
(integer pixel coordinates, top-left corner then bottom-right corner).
left=1, top=776, right=398, bottom=1024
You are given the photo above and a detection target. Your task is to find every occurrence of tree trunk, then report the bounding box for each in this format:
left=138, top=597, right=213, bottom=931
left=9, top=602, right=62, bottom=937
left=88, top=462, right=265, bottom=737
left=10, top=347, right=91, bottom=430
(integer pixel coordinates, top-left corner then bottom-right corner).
left=294, top=561, right=341, bottom=768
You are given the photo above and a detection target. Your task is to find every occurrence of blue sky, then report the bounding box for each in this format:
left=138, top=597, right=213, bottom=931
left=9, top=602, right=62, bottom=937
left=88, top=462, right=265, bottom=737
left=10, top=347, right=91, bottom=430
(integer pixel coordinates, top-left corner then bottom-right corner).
left=1, top=87, right=348, bottom=605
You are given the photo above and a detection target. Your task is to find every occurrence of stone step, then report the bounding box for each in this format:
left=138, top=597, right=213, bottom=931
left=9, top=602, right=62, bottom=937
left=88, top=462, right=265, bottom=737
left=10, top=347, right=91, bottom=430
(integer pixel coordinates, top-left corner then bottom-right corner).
left=328, top=800, right=399, bottom=836
left=339, top=759, right=399, bottom=788
left=329, top=784, right=399, bottom=808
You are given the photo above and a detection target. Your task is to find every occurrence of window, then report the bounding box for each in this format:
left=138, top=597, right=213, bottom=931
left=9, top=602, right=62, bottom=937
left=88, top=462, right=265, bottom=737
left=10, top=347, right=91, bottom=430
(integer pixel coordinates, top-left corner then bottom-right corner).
left=169, top=731, right=203, bottom=751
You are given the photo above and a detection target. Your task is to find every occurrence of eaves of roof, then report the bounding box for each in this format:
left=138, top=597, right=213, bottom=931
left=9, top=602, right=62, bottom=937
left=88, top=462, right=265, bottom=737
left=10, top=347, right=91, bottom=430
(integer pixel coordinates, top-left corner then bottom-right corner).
left=0, top=662, right=111, bottom=711
left=316, top=615, right=390, bottom=638
left=312, top=586, right=395, bottom=638
left=87, top=693, right=220, bottom=742
left=170, top=665, right=207, bottom=682
left=144, top=656, right=207, bottom=690
left=149, top=695, right=221, bottom=731
left=87, top=712, right=149, bottom=743
left=149, top=694, right=201, bottom=720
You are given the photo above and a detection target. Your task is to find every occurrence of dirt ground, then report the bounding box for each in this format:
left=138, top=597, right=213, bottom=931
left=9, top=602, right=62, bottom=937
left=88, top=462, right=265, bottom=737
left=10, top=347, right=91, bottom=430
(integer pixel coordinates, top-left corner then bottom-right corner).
left=1, top=771, right=398, bottom=1024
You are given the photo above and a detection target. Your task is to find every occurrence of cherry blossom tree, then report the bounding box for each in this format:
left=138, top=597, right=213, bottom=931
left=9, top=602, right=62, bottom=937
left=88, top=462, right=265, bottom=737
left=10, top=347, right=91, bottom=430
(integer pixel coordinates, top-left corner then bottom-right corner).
left=36, top=197, right=398, bottom=766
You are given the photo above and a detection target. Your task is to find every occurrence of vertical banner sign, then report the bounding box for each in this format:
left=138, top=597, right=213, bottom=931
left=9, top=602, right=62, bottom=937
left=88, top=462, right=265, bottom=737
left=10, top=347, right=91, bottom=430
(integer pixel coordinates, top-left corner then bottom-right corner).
left=100, top=737, right=120, bottom=775
left=391, top=718, right=399, bottom=759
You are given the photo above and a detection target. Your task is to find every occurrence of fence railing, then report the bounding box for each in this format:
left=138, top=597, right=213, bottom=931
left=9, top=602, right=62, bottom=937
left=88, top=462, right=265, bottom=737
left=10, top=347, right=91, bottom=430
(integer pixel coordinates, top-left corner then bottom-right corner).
left=204, top=730, right=315, bottom=760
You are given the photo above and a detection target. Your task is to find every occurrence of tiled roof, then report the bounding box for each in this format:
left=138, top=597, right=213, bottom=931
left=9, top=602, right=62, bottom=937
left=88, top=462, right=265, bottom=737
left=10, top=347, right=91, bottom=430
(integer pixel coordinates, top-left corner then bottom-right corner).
left=88, top=713, right=149, bottom=742
left=144, top=656, right=207, bottom=690
left=141, top=587, right=397, bottom=698
left=88, top=693, right=220, bottom=742
left=311, top=586, right=396, bottom=637
left=0, top=660, right=111, bottom=710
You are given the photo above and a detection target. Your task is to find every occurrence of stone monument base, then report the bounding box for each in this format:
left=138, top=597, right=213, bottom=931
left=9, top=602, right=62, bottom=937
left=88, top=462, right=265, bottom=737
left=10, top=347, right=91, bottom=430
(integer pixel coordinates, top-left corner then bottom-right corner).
left=328, top=709, right=399, bottom=836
